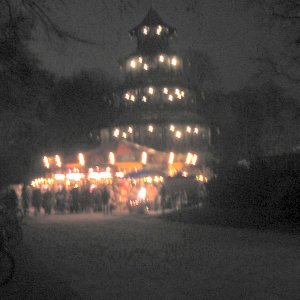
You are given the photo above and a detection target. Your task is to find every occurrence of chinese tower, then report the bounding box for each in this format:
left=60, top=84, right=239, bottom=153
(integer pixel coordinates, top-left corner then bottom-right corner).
left=93, top=8, right=211, bottom=174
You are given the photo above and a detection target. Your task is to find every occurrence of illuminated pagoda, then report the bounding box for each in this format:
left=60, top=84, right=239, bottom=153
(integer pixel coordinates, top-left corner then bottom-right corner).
left=91, top=7, right=212, bottom=176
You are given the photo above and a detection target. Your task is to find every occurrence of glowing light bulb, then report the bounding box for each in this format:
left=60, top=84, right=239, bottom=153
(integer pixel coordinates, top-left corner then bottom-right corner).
left=113, top=129, right=120, bottom=137
left=148, top=125, right=154, bottom=132
left=192, top=154, right=198, bottom=165
left=125, top=93, right=130, bottom=100
left=175, top=131, right=182, bottom=138
left=143, top=64, right=149, bottom=70
left=168, top=95, right=173, bottom=101
left=170, top=125, right=175, bottom=132
left=130, top=95, right=135, bottom=101
left=130, top=60, right=136, bottom=68
left=171, top=57, right=177, bottom=66
left=142, top=96, right=147, bottom=102
left=128, top=127, right=133, bottom=133
left=156, top=25, right=162, bottom=35
left=148, top=87, right=154, bottom=94
left=143, top=26, right=149, bottom=35
left=194, top=128, right=199, bottom=134
left=138, top=57, right=143, bottom=63
left=186, top=126, right=191, bottom=133
left=163, top=87, right=168, bottom=94
left=159, top=55, right=165, bottom=62
left=122, top=132, right=127, bottom=138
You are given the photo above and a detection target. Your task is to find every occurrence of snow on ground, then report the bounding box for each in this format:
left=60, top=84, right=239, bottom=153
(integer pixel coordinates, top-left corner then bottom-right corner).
left=4, top=213, right=300, bottom=299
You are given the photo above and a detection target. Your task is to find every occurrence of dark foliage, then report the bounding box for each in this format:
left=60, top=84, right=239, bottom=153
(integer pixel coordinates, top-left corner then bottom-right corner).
left=206, top=153, right=300, bottom=225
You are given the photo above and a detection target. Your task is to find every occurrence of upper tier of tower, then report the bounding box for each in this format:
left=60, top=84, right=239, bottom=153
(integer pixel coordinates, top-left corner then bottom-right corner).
left=129, top=7, right=176, bottom=55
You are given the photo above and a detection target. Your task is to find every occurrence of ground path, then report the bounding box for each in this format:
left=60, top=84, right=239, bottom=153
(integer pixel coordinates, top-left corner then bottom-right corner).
left=0, top=213, right=299, bottom=299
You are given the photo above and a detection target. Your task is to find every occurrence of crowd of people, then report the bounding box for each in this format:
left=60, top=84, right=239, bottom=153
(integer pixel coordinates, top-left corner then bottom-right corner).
left=2, top=178, right=207, bottom=218
left=21, top=184, right=116, bottom=217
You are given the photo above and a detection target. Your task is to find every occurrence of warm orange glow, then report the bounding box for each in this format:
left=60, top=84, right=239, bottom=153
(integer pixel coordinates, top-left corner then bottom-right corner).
left=148, top=125, right=154, bottom=132
left=171, top=57, right=177, bottom=66
left=170, top=125, right=175, bottom=132
left=143, top=64, right=149, bottom=70
left=159, top=55, right=165, bottom=62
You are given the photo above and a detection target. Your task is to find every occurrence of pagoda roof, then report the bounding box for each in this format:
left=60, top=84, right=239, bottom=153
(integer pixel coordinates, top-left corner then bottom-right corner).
left=129, top=7, right=176, bottom=36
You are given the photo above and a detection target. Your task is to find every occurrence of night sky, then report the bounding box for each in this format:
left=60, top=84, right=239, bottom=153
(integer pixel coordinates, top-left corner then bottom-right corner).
left=29, top=0, right=288, bottom=92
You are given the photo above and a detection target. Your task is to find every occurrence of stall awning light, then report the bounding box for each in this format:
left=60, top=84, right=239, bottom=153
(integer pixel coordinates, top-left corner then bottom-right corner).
left=186, top=152, right=193, bottom=164
left=141, top=151, right=147, bottom=164
left=168, top=152, right=175, bottom=164
left=55, top=155, right=62, bottom=168
left=192, top=154, right=198, bottom=165
left=109, top=152, right=115, bottom=165
left=78, top=153, right=85, bottom=166
left=54, top=173, right=65, bottom=181
left=88, top=171, right=112, bottom=180
left=66, top=173, right=84, bottom=181
left=43, top=156, right=50, bottom=169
